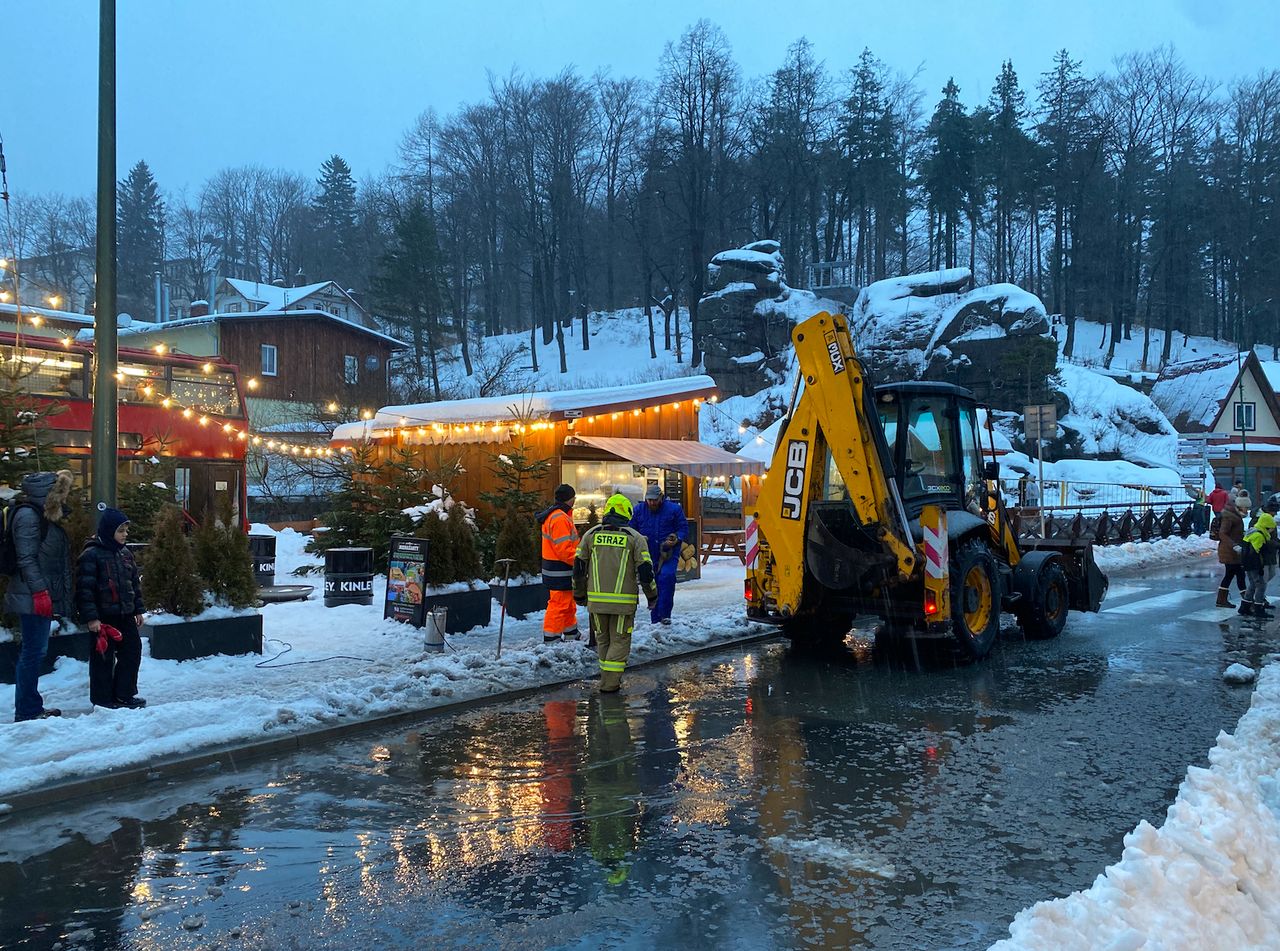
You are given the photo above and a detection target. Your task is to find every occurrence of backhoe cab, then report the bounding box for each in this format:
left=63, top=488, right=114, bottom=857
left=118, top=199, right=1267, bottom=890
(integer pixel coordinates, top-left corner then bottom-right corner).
left=745, top=312, right=1106, bottom=658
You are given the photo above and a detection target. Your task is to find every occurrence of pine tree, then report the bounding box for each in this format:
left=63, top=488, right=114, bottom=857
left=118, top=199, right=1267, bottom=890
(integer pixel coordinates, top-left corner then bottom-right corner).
left=374, top=199, right=447, bottom=399
left=921, top=79, right=978, bottom=270
left=142, top=505, right=204, bottom=617
left=117, top=160, right=166, bottom=321
left=445, top=500, right=483, bottom=581
left=481, top=433, right=550, bottom=578
left=0, top=359, right=63, bottom=489
left=313, top=155, right=358, bottom=281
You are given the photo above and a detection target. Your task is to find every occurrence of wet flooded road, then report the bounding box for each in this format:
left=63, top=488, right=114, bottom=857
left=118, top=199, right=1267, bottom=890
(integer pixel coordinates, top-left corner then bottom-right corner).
left=0, top=567, right=1269, bottom=950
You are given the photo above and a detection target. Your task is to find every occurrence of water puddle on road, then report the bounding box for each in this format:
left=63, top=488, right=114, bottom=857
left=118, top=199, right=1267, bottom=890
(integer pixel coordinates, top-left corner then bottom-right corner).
left=0, top=595, right=1263, bottom=949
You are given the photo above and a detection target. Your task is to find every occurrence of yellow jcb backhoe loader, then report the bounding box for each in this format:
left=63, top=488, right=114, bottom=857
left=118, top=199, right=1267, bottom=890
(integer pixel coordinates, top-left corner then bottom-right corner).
left=745, top=312, right=1107, bottom=658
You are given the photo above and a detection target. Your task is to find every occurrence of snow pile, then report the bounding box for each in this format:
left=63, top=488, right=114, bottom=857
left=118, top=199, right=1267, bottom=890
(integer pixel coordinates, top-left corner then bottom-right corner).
left=1224, top=663, right=1258, bottom=685
left=991, top=661, right=1280, bottom=951
left=1092, top=534, right=1216, bottom=574
left=1151, top=354, right=1244, bottom=432
left=0, top=529, right=759, bottom=800
left=1056, top=363, right=1179, bottom=469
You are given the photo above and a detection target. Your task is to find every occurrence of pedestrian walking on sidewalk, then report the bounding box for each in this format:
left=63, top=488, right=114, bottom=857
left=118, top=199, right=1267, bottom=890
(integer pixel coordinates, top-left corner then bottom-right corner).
left=574, top=494, right=658, bottom=693
left=1240, top=509, right=1276, bottom=618
left=1208, top=483, right=1229, bottom=514
left=76, top=508, right=147, bottom=709
left=1216, top=493, right=1248, bottom=608
left=6, top=470, right=74, bottom=722
left=630, top=484, right=687, bottom=626
left=537, top=484, right=580, bottom=645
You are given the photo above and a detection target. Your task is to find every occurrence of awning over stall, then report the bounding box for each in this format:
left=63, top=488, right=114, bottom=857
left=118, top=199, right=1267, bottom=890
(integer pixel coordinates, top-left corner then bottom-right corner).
left=565, top=435, right=766, bottom=478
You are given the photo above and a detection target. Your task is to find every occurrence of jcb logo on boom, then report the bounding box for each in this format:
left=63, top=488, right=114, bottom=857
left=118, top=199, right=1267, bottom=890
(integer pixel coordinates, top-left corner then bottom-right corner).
left=781, top=440, right=808, bottom=520
left=824, top=329, right=845, bottom=375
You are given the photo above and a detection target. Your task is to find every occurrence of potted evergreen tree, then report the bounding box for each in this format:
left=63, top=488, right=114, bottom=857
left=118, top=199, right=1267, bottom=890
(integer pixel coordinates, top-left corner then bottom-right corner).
left=141, top=504, right=263, bottom=660
left=481, top=434, right=550, bottom=619
left=412, top=486, right=492, bottom=633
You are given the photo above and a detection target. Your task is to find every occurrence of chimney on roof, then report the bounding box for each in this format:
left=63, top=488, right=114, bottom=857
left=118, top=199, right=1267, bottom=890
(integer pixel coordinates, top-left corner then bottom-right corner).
left=190, top=299, right=209, bottom=318
left=292, top=268, right=308, bottom=288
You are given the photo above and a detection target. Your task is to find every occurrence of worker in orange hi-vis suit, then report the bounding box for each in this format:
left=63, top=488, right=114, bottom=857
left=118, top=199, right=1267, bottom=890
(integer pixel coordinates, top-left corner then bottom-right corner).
left=538, top=483, right=581, bottom=645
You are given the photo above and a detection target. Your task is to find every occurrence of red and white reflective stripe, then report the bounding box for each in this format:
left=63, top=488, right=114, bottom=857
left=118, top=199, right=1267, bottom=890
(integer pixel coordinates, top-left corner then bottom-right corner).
left=923, top=522, right=947, bottom=579
left=745, top=518, right=759, bottom=569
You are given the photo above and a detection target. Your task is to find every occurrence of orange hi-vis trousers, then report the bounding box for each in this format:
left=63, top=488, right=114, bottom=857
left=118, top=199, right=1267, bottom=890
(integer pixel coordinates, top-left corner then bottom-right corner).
left=544, top=588, right=579, bottom=636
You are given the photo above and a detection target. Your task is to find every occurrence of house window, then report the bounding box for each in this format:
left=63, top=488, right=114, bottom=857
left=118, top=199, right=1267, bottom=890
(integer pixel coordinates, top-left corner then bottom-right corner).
left=227, top=302, right=242, bottom=313
left=344, top=354, right=358, bottom=385
left=331, top=306, right=341, bottom=316
left=1235, top=402, right=1257, bottom=432
left=261, top=344, right=278, bottom=377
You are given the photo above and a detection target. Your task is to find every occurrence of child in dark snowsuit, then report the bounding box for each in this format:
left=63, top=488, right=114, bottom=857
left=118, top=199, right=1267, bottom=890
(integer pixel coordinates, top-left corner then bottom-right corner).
left=76, top=508, right=147, bottom=709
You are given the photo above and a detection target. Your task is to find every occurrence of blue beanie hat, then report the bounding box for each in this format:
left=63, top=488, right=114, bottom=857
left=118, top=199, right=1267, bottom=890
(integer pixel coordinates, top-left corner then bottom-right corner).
left=97, top=508, right=130, bottom=549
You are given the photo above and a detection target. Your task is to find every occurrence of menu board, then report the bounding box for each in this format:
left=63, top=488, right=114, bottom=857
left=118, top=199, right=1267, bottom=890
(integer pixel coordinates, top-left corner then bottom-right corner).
left=385, top=535, right=428, bottom=626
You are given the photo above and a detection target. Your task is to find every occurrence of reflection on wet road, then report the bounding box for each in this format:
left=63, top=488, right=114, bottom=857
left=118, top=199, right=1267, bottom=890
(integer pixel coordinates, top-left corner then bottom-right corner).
left=0, top=569, right=1267, bottom=949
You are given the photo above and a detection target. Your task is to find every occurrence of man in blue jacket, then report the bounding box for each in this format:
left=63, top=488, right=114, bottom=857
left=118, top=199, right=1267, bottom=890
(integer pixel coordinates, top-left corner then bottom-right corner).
left=630, top=484, right=688, bottom=625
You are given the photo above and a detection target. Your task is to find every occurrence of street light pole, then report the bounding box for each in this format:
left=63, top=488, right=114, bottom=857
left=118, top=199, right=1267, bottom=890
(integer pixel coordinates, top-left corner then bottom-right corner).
left=91, top=0, right=118, bottom=508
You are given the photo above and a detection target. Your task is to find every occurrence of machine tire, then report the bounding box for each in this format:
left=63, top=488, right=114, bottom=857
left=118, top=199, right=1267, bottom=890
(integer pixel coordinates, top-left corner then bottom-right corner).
left=1017, top=560, right=1070, bottom=640
left=951, top=539, right=1000, bottom=660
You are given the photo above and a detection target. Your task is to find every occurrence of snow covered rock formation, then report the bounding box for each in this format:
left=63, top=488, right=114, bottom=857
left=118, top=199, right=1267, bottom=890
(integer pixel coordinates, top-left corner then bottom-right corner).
left=698, top=240, right=843, bottom=398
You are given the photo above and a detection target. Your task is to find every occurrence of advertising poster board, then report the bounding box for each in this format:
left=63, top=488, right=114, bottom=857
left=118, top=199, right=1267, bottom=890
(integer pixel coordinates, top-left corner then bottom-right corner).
left=385, top=535, right=428, bottom=626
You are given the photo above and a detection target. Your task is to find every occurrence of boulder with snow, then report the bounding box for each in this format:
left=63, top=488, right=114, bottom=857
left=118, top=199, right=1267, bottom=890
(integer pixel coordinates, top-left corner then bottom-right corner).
left=1223, top=663, right=1257, bottom=684
left=699, top=239, right=843, bottom=399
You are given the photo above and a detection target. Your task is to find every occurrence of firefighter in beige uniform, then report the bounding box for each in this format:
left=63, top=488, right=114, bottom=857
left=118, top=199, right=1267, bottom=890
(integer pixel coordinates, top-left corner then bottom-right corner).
left=573, top=494, right=658, bottom=692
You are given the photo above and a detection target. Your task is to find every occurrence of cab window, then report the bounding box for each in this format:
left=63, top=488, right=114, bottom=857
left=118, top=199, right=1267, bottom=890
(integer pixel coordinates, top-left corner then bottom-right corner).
left=902, top=397, right=958, bottom=501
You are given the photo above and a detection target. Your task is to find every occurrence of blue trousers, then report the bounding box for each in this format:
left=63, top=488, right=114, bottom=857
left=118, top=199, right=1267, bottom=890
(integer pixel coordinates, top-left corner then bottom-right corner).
left=15, top=614, right=52, bottom=722
left=650, top=564, right=677, bottom=623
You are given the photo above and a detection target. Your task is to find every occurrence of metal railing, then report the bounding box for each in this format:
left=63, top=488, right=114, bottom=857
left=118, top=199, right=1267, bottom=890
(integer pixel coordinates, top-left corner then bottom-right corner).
left=997, top=478, right=1203, bottom=546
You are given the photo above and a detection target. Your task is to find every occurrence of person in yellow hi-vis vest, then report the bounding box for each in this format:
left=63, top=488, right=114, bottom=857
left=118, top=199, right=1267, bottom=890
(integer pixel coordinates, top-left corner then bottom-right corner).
left=573, top=494, right=658, bottom=692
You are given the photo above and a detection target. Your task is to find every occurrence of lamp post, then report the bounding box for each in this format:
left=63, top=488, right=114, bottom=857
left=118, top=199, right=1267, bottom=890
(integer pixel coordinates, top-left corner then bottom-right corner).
left=91, top=0, right=118, bottom=508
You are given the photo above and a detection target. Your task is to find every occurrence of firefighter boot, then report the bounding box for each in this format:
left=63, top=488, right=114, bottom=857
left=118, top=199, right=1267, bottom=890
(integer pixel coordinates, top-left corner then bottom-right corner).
left=1217, top=587, right=1235, bottom=608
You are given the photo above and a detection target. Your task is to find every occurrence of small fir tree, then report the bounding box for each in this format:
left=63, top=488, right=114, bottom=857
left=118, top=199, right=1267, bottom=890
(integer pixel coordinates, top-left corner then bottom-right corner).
left=445, top=500, right=483, bottom=581
left=193, top=500, right=258, bottom=609
left=142, top=505, right=204, bottom=617
left=415, top=511, right=455, bottom=587
left=117, top=458, right=176, bottom=541
left=308, top=441, right=418, bottom=565
left=481, top=431, right=550, bottom=578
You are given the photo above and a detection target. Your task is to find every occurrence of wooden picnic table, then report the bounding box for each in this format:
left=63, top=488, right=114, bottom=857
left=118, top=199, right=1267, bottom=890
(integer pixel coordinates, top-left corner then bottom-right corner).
left=701, top=529, right=746, bottom=565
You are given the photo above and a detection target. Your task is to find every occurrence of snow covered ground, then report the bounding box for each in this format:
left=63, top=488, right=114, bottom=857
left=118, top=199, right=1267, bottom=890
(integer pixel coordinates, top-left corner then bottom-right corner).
left=991, top=659, right=1280, bottom=951
left=0, top=528, right=759, bottom=801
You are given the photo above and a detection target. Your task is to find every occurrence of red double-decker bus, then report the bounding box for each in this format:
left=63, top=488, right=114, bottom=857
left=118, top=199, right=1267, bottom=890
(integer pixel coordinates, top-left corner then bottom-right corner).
left=2, top=331, right=249, bottom=525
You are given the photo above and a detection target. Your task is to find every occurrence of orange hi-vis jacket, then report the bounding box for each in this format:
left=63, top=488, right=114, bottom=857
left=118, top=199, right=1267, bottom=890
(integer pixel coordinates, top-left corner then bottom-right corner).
left=540, top=505, right=579, bottom=591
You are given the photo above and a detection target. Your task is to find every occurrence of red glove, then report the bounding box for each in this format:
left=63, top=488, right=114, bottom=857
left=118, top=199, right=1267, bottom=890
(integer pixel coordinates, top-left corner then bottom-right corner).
left=32, top=590, right=52, bottom=619
left=95, top=623, right=123, bottom=656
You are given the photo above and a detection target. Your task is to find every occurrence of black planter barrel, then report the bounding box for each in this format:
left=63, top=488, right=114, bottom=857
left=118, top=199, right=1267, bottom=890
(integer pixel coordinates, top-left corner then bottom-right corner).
left=324, top=547, right=374, bottom=607
left=249, top=534, right=277, bottom=586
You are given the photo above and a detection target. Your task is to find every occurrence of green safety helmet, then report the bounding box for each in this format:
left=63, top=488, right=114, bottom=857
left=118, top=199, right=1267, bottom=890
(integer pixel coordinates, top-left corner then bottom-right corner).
left=606, top=864, right=630, bottom=886
left=604, top=493, right=633, bottom=520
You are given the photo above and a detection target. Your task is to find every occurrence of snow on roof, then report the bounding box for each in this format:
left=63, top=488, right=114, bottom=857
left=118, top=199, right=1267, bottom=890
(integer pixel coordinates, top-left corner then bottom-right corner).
left=225, top=278, right=335, bottom=310
left=0, top=302, right=94, bottom=325
left=333, top=375, right=719, bottom=441
left=112, top=308, right=408, bottom=349
left=1150, top=354, right=1244, bottom=431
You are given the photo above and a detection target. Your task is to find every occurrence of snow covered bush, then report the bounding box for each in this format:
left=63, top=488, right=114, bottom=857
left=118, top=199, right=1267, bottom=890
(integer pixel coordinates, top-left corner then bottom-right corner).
left=192, top=502, right=259, bottom=610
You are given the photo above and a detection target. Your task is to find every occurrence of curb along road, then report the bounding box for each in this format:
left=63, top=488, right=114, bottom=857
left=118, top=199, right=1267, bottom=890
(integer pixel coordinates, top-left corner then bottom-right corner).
left=0, top=629, right=778, bottom=817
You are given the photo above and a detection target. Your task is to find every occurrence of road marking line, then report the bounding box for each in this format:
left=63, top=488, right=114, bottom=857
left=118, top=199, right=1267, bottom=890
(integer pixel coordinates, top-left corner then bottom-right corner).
left=1103, top=584, right=1152, bottom=602
left=1179, top=607, right=1241, bottom=624
left=1102, top=589, right=1203, bottom=615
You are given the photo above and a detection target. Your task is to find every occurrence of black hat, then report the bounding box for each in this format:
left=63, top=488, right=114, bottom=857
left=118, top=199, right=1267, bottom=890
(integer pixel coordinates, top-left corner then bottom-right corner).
left=554, top=483, right=576, bottom=503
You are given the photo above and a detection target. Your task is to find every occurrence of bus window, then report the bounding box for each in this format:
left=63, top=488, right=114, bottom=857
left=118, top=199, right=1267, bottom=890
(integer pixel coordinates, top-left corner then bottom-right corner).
left=171, top=367, right=238, bottom=416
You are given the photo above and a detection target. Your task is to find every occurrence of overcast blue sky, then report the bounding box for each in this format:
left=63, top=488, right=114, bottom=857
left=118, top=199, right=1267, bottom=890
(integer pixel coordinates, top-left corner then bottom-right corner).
left=5, top=0, right=1278, bottom=196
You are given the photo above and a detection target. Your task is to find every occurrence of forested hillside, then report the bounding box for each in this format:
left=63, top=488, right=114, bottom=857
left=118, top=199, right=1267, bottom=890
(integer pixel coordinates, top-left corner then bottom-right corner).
left=12, top=22, right=1279, bottom=389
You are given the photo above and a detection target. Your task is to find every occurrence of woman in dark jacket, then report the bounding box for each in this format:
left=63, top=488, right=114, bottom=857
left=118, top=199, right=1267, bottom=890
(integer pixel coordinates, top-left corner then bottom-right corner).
left=7, top=469, right=74, bottom=722
left=76, top=508, right=146, bottom=710
left=1216, top=495, right=1248, bottom=608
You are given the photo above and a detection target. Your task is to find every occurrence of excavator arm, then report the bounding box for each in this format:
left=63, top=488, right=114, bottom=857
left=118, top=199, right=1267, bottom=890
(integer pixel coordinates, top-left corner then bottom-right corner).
left=749, top=312, right=917, bottom=618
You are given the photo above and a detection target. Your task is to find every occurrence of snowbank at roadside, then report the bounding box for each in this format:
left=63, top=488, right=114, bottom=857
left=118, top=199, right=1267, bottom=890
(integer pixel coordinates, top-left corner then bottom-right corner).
left=1093, top=534, right=1217, bottom=574
left=0, top=530, right=756, bottom=800
left=990, top=661, right=1280, bottom=950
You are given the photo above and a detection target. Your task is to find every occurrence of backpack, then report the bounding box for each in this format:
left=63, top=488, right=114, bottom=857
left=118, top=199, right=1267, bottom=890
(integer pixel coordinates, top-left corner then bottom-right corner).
left=1209, top=513, right=1221, bottom=541
left=0, top=500, right=46, bottom=576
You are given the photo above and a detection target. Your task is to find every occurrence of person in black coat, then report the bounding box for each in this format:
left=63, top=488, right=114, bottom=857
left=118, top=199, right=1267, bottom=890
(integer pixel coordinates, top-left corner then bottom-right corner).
left=76, top=508, right=147, bottom=710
